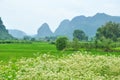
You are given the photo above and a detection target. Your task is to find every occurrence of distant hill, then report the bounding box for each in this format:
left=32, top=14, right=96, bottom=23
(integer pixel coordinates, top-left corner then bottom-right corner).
left=0, top=17, right=13, bottom=40
left=54, top=19, right=70, bottom=37
left=8, top=29, right=27, bottom=39
left=37, top=23, right=53, bottom=38
left=3, top=13, right=120, bottom=40
left=54, top=13, right=120, bottom=39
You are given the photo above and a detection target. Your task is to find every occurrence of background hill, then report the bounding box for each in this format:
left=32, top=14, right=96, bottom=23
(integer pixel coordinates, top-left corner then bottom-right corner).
left=8, top=29, right=27, bottom=39
left=1, top=13, right=120, bottom=40
left=54, top=13, right=120, bottom=39
left=37, top=23, right=53, bottom=38
left=0, top=18, right=13, bottom=40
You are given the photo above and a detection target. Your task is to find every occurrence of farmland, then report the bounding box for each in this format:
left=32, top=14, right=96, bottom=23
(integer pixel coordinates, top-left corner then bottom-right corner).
left=0, top=42, right=73, bottom=62
left=0, top=41, right=120, bottom=62
left=0, top=51, right=120, bottom=80
left=0, top=41, right=120, bottom=80
left=0, top=1, right=120, bottom=79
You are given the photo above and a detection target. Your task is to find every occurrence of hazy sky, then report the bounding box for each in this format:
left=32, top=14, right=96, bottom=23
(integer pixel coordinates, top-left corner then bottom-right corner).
left=0, top=0, right=120, bottom=35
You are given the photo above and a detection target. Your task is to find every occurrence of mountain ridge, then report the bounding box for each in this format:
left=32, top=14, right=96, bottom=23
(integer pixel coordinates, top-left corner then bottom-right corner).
left=2, top=13, right=120, bottom=40
left=37, top=23, right=53, bottom=38
left=54, top=13, right=120, bottom=39
left=0, top=17, right=13, bottom=40
left=8, top=29, right=27, bottom=39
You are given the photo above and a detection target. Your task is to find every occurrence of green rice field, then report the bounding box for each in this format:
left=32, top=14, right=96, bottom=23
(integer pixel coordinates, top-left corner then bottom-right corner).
left=0, top=42, right=120, bottom=80
left=0, top=42, right=73, bottom=62
left=0, top=42, right=120, bottom=62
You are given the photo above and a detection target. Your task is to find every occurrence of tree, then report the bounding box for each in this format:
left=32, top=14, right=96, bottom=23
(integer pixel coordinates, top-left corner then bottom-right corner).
left=73, top=30, right=88, bottom=41
left=23, top=36, right=31, bottom=40
left=96, top=21, right=120, bottom=41
left=31, top=38, right=36, bottom=41
left=56, top=37, right=68, bottom=50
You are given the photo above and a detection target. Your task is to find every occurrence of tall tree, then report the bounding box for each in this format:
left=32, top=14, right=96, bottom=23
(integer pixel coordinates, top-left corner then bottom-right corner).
left=73, top=29, right=88, bottom=41
left=96, top=21, right=120, bottom=41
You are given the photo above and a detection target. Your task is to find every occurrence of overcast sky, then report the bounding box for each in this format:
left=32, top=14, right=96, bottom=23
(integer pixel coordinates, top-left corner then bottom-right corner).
left=0, top=0, right=120, bottom=35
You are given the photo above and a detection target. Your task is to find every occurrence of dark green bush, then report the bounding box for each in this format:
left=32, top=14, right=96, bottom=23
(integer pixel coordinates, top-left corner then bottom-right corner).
left=56, top=37, right=68, bottom=50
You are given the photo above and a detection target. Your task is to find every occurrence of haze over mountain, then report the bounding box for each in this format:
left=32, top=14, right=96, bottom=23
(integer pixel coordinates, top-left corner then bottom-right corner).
left=8, top=29, right=27, bottom=39
left=1, top=0, right=120, bottom=35
left=1, top=13, right=120, bottom=40
left=0, top=18, right=13, bottom=40
left=54, top=19, right=70, bottom=36
left=54, top=13, right=120, bottom=39
left=37, top=23, right=53, bottom=38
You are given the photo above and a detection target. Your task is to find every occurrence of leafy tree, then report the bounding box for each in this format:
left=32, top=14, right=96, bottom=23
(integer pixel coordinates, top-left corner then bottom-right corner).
left=56, top=37, right=68, bottom=50
left=45, top=36, right=57, bottom=42
left=96, top=21, right=120, bottom=41
left=73, top=30, right=88, bottom=41
left=31, top=38, right=36, bottom=41
left=23, top=36, right=31, bottom=40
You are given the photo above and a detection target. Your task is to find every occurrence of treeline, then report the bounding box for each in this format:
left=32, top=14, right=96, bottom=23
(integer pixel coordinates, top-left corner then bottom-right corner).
left=0, top=40, right=32, bottom=44
left=55, top=21, right=120, bottom=52
left=0, top=21, right=120, bottom=52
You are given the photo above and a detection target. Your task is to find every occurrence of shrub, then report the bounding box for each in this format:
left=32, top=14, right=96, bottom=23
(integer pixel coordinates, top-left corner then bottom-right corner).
left=56, top=37, right=68, bottom=50
left=95, top=37, right=112, bottom=51
left=72, top=38, right=79, bottom=51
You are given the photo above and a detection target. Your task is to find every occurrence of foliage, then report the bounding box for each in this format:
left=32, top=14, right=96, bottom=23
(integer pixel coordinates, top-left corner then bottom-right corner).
left=31, top=38, right=36, bottom=41
left=56, top=37, right=68, bottom=50
left=0, top=41, right=119, bottom=62
left=45, top=36, right=57, bottom=42
left=96, top=21, right=120, bottom=41
left=72, top=38, right=80, bottom=51
left=0, top=52, right=120, bottom=80
left=23, top=36, right=31, bottom=40
left=0, top=40, right=32, bottom=44
left=95, top=37, right=113, bottom=51
left=73, top=29, right=88, bottom=41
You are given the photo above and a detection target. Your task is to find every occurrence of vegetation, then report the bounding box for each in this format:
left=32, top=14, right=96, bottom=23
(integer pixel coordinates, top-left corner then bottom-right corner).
left=73, top=29, right=88, bottom=41
left=0, top=52, right=120, bottom=80
left=95, top=37, right=112, bottom=51
left=0, top=18, right=13, bottom=40
left=0, top=41, right=75, bottom=62
left=94, top=21, right=120, bottom=51
left=0, top=41, right=119, bottom=62
left=56, top=37, right=68, bottom=50
left=96, top=21, right=120, bottom=41
left=72, top=38, right=80, bottom=51
left=0, top=21, right=120, bottom=80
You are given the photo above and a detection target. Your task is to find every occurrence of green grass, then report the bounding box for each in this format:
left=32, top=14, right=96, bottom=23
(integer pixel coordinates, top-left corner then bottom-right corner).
left=113, top=47, right=120, bottom=50
left=89, top=49, right=120, bottom=56
left=0, top=42, right=120, bottom=79
left=0, top=42, right=73, bottom=62
left=0, top=42, right=120, bottom=62
left=0, top=42, right=54, bottom=61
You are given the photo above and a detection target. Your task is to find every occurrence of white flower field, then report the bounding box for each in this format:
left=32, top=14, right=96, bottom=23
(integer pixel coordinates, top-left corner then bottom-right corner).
left=0, top=52, right=120, bottom=80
